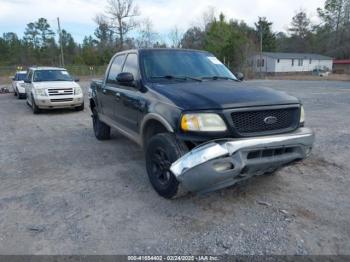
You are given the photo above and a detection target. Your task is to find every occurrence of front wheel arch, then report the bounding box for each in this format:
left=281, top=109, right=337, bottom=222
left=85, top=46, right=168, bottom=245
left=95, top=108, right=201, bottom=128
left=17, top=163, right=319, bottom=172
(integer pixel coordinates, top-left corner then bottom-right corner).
left=141, top=119, right=173, bottom=148
left=90, top=98, right=95, bottom=108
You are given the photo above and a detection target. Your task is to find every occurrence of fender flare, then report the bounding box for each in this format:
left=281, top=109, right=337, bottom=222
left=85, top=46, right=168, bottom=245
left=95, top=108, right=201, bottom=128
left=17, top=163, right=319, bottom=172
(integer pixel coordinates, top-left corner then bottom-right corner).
left=89, top=96, right=98, bottom=110
left=140, top=113, right=174, bottom=145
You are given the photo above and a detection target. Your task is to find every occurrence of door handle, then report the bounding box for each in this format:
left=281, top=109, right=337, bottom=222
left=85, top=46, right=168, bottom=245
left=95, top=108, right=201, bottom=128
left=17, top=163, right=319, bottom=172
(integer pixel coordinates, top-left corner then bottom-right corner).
left=115, top=92, right=121, bottom=100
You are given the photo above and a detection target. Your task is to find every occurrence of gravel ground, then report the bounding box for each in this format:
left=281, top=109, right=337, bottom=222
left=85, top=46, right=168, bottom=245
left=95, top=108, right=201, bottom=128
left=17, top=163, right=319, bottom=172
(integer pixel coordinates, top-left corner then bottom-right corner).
left=0, top=80, right=349, bottom=255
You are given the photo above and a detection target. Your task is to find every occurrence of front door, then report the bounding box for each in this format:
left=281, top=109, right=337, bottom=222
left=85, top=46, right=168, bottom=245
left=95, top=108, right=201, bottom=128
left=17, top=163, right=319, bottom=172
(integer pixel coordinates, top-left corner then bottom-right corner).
left=100, top=54, right=126, bottom=121
left=114, top=53, right=141, bottom=133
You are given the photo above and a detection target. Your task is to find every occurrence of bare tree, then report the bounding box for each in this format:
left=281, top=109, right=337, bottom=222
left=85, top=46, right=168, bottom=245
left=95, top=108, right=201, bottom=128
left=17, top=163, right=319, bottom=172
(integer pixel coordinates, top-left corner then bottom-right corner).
left=105, top=0, right=139, bottom=50
left=94, top=14, right=114, bottom=48
left=137, top=18, right=158, bottom=48
left=201, top=6, right=216, bottom=30
left=289, top=10, right=311, bottom=39
left=169, top=27, right=183, bottom=48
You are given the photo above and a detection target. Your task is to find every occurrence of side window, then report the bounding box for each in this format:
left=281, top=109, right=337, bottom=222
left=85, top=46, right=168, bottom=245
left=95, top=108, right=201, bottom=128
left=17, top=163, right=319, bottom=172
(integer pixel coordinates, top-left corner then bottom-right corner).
left=122, top=53, right=138, bottom=78
left=107, top=55, right=126, bottom=84
left=27, top=71, right=33, bottom=82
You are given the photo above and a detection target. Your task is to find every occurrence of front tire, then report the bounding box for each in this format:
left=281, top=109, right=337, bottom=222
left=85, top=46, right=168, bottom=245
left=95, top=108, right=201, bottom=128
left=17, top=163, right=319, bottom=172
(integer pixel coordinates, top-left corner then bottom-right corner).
left=92, top=108, right=110, bottom=140
left=145, top=133, right=188, bottom=199
left=75, top=103, right=84, bottom=111
left=31, top=95, right=41, bottom=114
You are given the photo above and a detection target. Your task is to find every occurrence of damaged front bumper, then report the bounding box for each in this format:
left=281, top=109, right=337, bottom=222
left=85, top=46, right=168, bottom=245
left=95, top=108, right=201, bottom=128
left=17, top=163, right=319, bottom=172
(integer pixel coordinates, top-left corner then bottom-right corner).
left=170, top=128, right=315, bottom=194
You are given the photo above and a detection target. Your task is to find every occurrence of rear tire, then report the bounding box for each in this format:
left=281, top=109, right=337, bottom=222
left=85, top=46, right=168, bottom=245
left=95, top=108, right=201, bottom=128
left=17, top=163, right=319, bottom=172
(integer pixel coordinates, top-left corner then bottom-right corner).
left=92, top=108, right=110, bottom=140
left=145, top=133, right=188, bottom=199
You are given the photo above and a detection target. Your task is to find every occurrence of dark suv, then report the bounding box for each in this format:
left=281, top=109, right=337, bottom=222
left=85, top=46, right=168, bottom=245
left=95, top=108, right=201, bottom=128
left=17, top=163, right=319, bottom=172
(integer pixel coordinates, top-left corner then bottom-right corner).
left=89, top=48, right=314, bottom=199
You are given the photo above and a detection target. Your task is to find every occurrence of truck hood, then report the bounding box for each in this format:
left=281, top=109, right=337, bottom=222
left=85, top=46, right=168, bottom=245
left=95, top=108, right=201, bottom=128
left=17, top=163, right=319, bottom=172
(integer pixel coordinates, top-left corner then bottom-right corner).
left=33, top=81, right=80, bottom=89
left=150, top=80, right=300, bottom=110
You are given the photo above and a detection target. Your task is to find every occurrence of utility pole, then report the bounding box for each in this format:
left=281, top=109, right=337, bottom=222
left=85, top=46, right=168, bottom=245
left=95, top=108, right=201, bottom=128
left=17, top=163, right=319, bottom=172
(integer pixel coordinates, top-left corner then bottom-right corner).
left=259, top=22, right=263, bottom=78
left=57, top=17, right=65, bottom=67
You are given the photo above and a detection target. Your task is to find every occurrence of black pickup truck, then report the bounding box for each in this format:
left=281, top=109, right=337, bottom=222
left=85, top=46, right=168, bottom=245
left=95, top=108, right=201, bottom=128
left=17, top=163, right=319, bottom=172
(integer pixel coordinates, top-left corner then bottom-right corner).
left=89, top=48, right=315, bottom=199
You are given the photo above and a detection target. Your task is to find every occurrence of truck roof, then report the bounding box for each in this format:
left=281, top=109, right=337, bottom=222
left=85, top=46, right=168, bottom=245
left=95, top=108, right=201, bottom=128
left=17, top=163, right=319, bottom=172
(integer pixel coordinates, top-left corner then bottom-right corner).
left=29, top=66, right=66, bottom=71
left=115, top=48, right=210, bottom=55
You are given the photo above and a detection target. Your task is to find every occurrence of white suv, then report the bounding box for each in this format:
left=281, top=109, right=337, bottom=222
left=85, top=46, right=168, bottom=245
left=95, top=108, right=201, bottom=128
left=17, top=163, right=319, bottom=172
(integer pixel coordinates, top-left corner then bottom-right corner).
left=12, top=71, right=27, bottom=99
left=25, top=67, right=84, bottom=114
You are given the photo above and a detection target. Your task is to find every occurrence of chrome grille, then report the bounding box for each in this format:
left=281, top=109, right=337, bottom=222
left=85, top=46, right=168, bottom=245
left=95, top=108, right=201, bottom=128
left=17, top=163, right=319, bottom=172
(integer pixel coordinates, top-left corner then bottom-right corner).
left=231, top=107, right=300, bottom=136
left=48, top=88, right=74, bottom=96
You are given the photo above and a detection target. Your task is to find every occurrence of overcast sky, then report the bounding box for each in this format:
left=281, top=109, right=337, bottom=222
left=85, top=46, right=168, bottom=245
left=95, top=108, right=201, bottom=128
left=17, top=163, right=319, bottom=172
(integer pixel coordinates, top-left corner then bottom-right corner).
left=0, top=0, right=324, bottom=43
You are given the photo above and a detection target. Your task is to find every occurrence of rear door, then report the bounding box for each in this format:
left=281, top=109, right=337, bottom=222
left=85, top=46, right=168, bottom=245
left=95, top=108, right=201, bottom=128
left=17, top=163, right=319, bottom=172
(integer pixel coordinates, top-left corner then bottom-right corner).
left=100, top=54, right=126, bottom=120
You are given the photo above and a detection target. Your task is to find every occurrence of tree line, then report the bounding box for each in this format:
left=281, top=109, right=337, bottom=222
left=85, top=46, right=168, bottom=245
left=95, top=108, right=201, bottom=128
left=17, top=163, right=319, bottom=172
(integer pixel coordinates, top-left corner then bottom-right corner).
left=0, top=0, right=349, bottom=71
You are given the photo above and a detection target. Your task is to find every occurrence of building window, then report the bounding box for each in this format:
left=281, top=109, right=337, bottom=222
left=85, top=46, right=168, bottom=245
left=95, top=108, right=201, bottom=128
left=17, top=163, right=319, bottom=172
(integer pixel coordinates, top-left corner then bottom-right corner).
left=292, top=59, right=294, bottom=66
left=298, top=59, right=303, bottom=66
left=277, top=59, right=280, bottom=63
left=309, top=58, right=312, bottom=64
left=261, top=59, right=265, bottom=67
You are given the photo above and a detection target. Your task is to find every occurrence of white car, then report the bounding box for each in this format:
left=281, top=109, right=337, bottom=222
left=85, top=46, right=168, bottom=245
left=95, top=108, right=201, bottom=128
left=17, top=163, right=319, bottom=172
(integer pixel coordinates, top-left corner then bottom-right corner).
left=25, top=67, right=84, bottom=114
left=12, top=71, right=27, bottom=99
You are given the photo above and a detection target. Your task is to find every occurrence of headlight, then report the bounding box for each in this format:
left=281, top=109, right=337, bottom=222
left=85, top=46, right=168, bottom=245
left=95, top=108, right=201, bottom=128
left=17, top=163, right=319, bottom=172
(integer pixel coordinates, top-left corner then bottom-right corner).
left=181, top=113, right=227, bottom=132
left=35, top=89, right=47, bottom=96
left=300, top=106, right=305, bottom=123
left=75, top=86, right=82, bottom=95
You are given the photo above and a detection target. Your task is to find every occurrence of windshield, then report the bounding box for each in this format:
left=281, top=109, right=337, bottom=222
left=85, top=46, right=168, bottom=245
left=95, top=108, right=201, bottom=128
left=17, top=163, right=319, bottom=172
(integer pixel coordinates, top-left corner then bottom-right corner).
left=33, top=70, right=72, bottom=82
left=140, top=50, right=237, bottom=82
left=15, top=73, right=27, bottom=81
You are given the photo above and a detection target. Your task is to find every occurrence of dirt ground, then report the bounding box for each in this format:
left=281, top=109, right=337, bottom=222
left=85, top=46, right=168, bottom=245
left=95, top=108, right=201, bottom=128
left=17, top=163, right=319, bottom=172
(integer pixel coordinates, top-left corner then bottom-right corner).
left=0, top=80, right=349, bottom=255
left=263, top=73, right=350, bottom=82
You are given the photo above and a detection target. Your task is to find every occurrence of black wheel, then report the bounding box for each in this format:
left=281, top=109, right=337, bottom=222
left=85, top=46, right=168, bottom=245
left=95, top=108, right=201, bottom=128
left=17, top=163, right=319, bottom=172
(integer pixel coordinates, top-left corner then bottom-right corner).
left=18, top=93, right=23, bottom=99
left=31, top=95, right=41, bottom=114
left=14, top=90, right=17, bottom=96
left=145, top=133, right=188, bottom=199
left=92, top=108, right=110, bottom=140
left=75, top=103, right=84, bottom=111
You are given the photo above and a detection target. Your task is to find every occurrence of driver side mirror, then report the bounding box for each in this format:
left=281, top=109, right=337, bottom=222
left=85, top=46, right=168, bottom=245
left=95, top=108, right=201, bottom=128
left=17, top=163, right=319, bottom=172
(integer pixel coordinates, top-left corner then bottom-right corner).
left=235, top=72, right=244, bottom=81
left=116, top=72, right=134, bottom=86
left=74, top=78, right=80, bottom=82
left=24, top=79, right=31, bottom=84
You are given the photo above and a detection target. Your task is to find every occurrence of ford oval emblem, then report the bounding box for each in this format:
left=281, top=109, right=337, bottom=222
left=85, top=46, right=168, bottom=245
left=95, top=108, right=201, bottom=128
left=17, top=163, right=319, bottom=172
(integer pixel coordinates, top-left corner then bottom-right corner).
left=264, top=116, right=278, bottom=125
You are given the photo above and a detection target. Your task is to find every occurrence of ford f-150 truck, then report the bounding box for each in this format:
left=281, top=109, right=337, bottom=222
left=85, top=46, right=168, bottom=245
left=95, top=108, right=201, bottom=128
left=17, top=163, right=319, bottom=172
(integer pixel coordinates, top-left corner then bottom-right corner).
left=89, top=48, right=315, bottom=199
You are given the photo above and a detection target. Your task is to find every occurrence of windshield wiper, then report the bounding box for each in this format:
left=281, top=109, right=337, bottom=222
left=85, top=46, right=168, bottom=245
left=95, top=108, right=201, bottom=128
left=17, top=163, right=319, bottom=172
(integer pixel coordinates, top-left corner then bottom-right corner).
left=201, top=76, right=239, bottom=82
left=150, top=75, right=202, bottom=82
